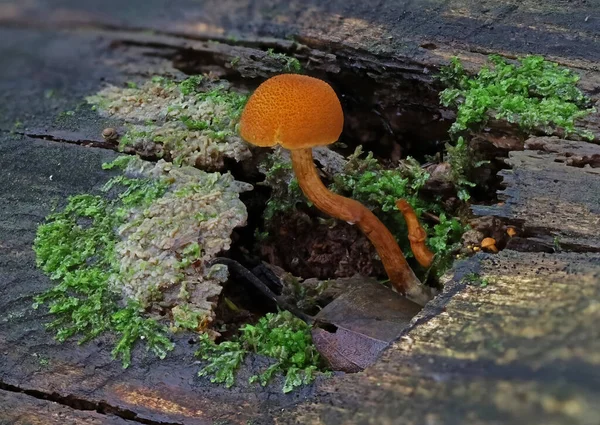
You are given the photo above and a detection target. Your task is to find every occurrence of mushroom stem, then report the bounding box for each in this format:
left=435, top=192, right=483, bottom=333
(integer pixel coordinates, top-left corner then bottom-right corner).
left=290, top=148, right=432, bottom=306
left=396, top=199, right=435, bottom=268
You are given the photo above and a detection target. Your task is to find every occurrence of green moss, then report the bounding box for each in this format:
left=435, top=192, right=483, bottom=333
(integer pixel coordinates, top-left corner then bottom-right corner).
left=178, top=75, right=204, bottom=95
left=462, top=272, right=490, bottom=288
left=195, top=85, right=248, bottom=121
left=440, top=55, right=595, bottom=139
left=33, top=157, right=175, bottom=367
left=259, top=150, right=306, bottom=223
left=445, top=136, right=489, bottom=202
left=266, top=48, right=303, bottom=73
left=115, top=127, right=152, bottom=151
left=151, top=75, right=177, bottom=88
left=196, top=311, right=322, bottom=393
left=171, top=303, right=205, bottom=331
left=180, top=115, right=210, bottom=131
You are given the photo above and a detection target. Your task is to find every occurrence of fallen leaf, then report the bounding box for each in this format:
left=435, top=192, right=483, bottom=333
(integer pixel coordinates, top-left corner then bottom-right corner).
left=311, top=279, right=421, bottom=372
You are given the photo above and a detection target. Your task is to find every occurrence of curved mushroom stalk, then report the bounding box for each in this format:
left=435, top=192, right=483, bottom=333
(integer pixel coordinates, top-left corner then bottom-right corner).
left=291, top=148, right=432, bottom=306
left=396, top=199, right=435, bottom=268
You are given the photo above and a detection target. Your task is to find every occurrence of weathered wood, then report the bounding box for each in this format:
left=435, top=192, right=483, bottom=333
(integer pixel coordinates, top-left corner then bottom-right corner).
left=0, top=389, right=132, bottom=425
left=1, top=1, right=600, bottom=146
left=276, top=251, right=600, bottom=424
left=2, top=0, right=599, bottom=64
left=473, top=137, right=600, bottom=253
left=1, top=1, right=600, bottom=424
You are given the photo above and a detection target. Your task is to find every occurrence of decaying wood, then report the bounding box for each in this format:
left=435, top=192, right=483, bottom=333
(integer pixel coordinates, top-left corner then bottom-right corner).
left=0, top=389, right=132, bottom=425
left=277, top=251, right=600, bottom=424
left=473, top=137, right=600, bottom=253
left=1, top=1, right=600, bottom=424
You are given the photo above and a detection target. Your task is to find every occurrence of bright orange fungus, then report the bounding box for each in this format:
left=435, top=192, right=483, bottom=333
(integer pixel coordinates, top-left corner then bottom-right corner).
left=239, top=74, right=344, bottom=150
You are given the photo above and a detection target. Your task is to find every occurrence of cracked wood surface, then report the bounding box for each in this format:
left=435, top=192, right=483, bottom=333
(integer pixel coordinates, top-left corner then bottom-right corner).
left=277, top=251, right=600, bottom=425
left=473, top=137, right=600, bottom=253
left=1, top=1, right=600, bottom=424
left=0, top=389, right=132, bottom=425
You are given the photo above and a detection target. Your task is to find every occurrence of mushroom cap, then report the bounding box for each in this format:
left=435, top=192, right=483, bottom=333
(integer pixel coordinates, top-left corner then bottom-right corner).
left=480, top=237, right=497, bottom=248
left=239, top=74, right=344, bottom=150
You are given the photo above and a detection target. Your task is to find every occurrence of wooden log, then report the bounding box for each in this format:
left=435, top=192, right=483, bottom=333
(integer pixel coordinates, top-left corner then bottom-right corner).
left=473, top=137, right=600, bottom=253
left=276, top=251, right=600, bottom=424
left=1, top=2, right=600, bottom=424
left=0, top=389, right=132, bottom=425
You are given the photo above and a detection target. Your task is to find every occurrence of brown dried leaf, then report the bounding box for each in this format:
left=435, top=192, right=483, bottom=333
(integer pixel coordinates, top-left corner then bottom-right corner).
left=311, top=279, right=421, bottom=372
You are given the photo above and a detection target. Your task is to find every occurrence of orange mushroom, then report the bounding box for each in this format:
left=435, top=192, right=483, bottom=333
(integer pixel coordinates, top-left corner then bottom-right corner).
left=239, top=74, right=431, bottom=305
left=480, top=237, right=498, bottom=253
left=395, top=199, right=434, bottom=268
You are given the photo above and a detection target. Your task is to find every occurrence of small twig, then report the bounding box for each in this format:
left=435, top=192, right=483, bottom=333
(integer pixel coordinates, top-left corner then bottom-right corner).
left=422, top=211, right=441, bottom=224
left=396, top=199, right=435, bottom=268
left=208, top=257, right=314, bottom=324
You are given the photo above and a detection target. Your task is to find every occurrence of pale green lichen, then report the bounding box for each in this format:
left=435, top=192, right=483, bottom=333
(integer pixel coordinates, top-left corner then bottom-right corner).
left=111, top=157, right=251, bottom=328
left=33, top=155, right=251, bottom=366
left=87, top=77, right=251, bottom=169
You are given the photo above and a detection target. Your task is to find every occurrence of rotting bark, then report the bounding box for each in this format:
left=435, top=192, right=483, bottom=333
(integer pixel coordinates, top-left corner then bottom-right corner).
left=277, top=251, right=600, bottom=425
left=473, top=137, right=600, bottom=253
left=0, top=388, right=133, bottom=425
left=2, top=2, right=600, bottom=424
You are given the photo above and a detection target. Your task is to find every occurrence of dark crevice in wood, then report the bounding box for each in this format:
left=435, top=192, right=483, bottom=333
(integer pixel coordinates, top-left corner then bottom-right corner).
left=0, top=381, right=184, bottom=425
left=2, top=129, right=118, bottom=151
left=111, top=32, right=453, bottom=162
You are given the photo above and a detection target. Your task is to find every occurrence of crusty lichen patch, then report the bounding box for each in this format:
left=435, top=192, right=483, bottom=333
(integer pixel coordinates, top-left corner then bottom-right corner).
left=33, top=154, right=251, bottom=366
left=112, top=157, right=251, bottom=330
left=87, top=77, right=251, bottom=170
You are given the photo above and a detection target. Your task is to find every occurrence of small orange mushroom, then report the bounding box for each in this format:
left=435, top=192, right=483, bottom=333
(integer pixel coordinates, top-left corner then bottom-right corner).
left=480, top=237, right=498, bottom=253
left=506, top=227, right=517, bottom=238
left=395, top=199, right=434, bottom=268
left=239, top=74, right=431, bottom=305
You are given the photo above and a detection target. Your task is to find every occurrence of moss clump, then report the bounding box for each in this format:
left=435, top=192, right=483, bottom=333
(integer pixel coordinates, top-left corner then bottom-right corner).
left=258, top=149, right=306, bottom=223
left=33, top=156, right=251, bottom=367
left=196, top=311, right=322, bottom=393
left=265, top=48, right=303, bottom=73
left=440, top=55, right=595, bottom=139
left=87, top=76, right=251, bottom=169
left=33, top=164, right=173, bottom=367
